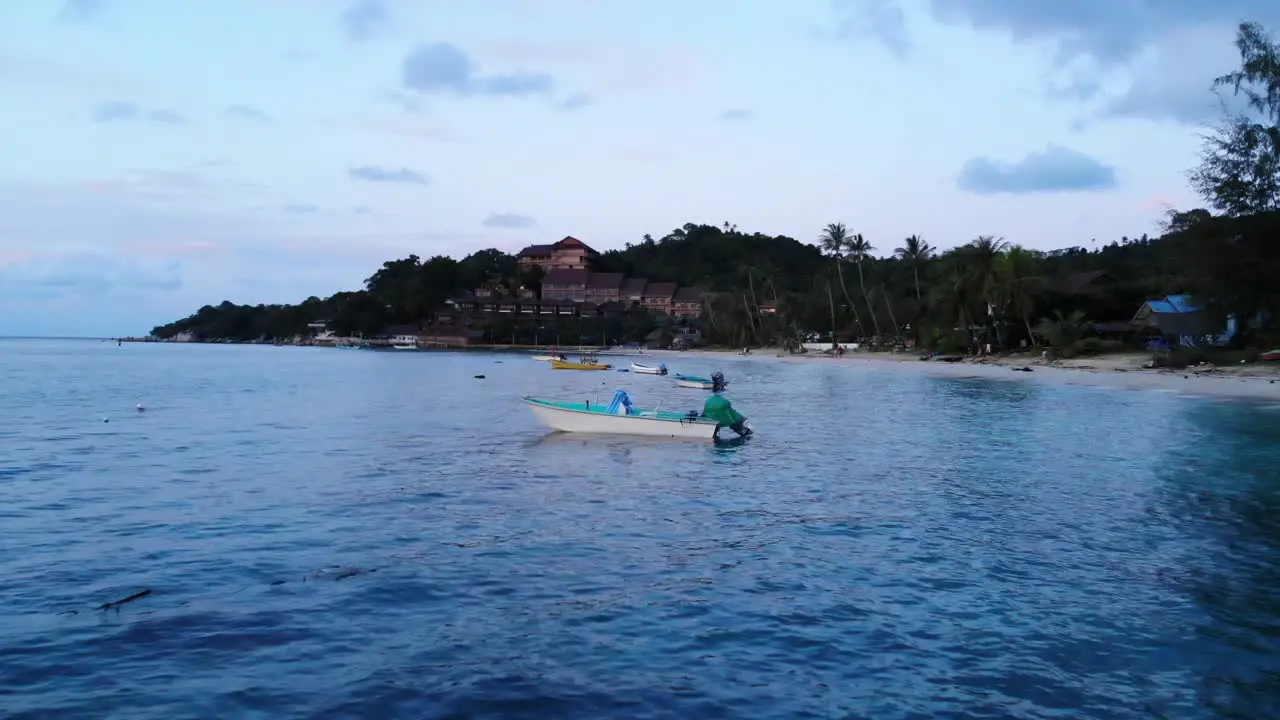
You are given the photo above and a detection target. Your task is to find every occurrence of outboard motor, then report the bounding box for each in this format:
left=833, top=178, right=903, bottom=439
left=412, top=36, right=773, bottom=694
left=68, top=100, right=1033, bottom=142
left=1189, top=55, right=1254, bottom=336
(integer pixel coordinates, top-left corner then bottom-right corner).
left=702, top=395, right=751, bottom=439
left=710, top=369, right=728, bottom=392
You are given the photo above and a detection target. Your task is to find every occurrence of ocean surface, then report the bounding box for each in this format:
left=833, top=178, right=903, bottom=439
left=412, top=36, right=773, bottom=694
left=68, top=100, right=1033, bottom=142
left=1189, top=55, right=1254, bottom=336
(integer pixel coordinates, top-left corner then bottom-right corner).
left=2, top=339, right=1280, bottom=719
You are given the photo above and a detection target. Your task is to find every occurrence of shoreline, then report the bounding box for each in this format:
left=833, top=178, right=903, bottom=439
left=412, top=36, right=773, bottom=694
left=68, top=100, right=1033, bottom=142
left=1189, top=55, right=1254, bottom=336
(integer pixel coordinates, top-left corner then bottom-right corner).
left=113, top=338, right=1280, bottom=402
left=642, top=348, right=1280, bottom=402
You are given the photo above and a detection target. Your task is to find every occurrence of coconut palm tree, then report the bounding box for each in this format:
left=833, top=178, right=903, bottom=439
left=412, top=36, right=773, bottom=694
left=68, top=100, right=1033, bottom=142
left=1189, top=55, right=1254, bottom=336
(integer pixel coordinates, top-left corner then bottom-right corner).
left=894, top=235, right=934, bottom=304
left=1034, top=309, right=1090, bottom=350
left=964, top=235, right=1010, bottom=348
left=928, top=257, right=975, bottom=350
left=818, top=223, right=864, bottom=337
left=1000, top=245, right=1044, bottom=346
left=825, top=275, right=838, bottom=348
left=845, top=232, right=881, bottom=339
left=879, top=282, right=901, bottom=340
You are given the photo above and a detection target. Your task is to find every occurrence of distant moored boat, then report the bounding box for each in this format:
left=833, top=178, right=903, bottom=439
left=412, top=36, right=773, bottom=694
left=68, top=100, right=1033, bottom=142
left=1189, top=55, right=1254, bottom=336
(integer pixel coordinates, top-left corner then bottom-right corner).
left=631, top=362, right=668, bottom=375
left=550, top=356, right=612, bottom=370
left=673, top=370, right=729, bottom=391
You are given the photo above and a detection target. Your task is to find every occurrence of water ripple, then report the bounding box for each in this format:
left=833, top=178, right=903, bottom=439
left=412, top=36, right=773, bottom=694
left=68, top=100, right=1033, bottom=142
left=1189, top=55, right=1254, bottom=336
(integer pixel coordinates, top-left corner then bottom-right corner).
left=2, top=340, right=1280, bottom=718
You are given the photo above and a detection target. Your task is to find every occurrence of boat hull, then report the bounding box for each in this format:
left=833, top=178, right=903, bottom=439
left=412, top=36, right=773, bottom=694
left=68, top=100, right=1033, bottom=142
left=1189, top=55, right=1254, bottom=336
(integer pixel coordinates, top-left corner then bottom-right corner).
left=631, top=363, right=667, bottom=375
left=673, top=374, right=727, bottom=390
left=524, top=398, right=718, bottom=439
left=550, top=359, right=612, bottom=370
left=531, top=355, right=558, bottom=362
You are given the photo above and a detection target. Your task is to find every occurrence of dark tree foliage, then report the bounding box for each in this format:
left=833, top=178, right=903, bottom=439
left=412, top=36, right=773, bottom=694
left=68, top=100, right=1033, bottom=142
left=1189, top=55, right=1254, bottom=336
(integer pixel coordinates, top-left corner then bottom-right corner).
left=1189, top=114, right=1280, bottom=216
left=1192, top=22, right=1280, bottom=216
left=148, top=214, right=1280, bottom=350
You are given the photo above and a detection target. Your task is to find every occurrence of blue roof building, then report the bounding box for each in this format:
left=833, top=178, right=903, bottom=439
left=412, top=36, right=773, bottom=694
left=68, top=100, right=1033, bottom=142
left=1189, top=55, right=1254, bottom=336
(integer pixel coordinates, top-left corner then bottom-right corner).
left=1131, top=294, right=1208, bottom=337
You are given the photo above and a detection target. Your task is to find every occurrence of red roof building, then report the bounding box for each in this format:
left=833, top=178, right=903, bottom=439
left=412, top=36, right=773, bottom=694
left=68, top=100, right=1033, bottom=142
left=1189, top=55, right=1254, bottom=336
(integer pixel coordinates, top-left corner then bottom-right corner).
left=516, top=236, right=597, bottom=271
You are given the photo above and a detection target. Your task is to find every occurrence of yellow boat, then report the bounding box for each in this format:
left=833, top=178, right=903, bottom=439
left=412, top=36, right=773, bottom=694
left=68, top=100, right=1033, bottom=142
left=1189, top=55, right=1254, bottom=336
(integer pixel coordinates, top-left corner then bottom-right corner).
left=550, top=357, right=613, bottom=371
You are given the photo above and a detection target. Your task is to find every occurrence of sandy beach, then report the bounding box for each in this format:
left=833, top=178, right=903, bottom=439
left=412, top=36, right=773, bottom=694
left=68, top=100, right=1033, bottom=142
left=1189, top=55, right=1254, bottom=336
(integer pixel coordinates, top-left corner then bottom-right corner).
left=641, top=347, right=1280, bottom=402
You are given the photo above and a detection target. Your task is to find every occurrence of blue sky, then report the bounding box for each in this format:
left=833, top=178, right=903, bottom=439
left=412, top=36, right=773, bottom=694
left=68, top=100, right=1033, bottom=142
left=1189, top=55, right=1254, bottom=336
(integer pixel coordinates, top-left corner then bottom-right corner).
left=0, top=0, right=1276, bottom=337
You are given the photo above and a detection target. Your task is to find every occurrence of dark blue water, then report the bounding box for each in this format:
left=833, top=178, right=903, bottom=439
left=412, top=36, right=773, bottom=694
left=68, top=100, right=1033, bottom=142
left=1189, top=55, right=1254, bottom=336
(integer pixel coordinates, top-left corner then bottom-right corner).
left=2, top=339, right=1280, bottom=719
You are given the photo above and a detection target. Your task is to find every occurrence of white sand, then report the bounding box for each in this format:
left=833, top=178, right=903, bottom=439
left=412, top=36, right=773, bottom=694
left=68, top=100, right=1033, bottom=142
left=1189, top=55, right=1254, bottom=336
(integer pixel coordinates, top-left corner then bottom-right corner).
left=640, top=348, right=1280, bottom=402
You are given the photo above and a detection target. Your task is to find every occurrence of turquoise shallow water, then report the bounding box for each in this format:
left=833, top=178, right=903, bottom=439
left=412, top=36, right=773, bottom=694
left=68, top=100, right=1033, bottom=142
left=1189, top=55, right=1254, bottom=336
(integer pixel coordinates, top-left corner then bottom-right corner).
left=2, top=339, right=1280, bottom=718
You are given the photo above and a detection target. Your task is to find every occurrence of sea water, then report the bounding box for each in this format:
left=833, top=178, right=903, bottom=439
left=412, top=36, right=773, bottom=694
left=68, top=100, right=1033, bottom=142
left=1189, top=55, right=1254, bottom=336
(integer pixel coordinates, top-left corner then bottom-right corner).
left=1, top=339, right=1278, bottom=718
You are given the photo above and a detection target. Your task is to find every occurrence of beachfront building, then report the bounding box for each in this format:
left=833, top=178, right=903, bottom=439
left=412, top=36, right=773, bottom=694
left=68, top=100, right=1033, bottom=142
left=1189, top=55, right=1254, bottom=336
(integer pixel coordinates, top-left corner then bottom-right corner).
left=541, top=268, right=590, bottom=302
left=670, top=287, right=703, bottom=318
left=449, top=233, right=703, bottom=342
left=620, top=278, right=648, bottom=307
left=307, top=321, right=336, bottom=344
left=472, top=283, right=536, bottom=302
left=585, top=272, right=624, bottom=305
left=420, top=330, right=483, bottom=347
left=1130, top=294, right=1208, bottom=340
left=640, top=282, right=677, bottom=313
left=453, top=277, right=701, bottom=321
left=384, top=324, right=422, bottom=347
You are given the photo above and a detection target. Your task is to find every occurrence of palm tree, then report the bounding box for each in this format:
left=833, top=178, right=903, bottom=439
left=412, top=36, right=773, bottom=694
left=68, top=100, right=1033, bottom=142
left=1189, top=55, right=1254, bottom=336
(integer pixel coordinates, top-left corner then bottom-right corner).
left=845, top=232, right=881, bottom=339
left=738, top=265, right=763, bottom=335
left=894, top=235, right=934, bottom=304
left=1034, top=309, right=1090, bottom=350
left=879, top=282, right=901, bottom=340
left=964, top=235, right=1010, bottom=347
left=818, top=223, right=863, bottom=337
left=1000, top=245, right=1044, bottom=346
left=825, top=275, right=838, bottom=348
left=927, top=257, right=974, bottom=350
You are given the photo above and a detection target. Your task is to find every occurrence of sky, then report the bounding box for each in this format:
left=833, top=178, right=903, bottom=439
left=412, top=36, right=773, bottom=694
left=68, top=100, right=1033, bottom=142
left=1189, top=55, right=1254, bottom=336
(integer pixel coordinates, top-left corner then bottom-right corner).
left=1, top=0, right=1277, bottom=337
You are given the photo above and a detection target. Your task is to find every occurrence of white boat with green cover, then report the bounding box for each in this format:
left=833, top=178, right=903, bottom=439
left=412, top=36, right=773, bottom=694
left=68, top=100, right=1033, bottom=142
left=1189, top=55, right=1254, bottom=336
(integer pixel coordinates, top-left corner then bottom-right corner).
left=673, top=370, right=728, bottom=391
left=523, top=391, right=751, bottom=440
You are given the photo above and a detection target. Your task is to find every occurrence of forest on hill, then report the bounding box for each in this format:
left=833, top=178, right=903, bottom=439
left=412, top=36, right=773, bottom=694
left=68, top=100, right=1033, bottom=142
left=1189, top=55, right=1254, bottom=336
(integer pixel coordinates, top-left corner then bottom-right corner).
left=148, top=211, right=1277, bottom=351
left=152, top=22, right=1280, bottom=351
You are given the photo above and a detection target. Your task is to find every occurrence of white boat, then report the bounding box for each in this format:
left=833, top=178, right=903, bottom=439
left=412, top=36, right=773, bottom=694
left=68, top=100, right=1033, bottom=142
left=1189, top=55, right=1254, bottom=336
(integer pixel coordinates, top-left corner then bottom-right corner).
left=631, top=361, right=668, bottom=375
left=531, top=354, right=559, bottom=362
left=673, top=370, right=728, bottom=390
left=523, top=391, right=750, bottom=441
left=391, top=344, right=417, bottom=350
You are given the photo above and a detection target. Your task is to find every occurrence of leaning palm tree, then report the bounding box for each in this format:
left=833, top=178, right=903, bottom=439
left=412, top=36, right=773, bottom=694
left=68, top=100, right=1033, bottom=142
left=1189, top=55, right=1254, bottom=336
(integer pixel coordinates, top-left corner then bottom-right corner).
left=818, top=222, right=863, bottom=338
left=879, top=282, right=901, bottom=340
left=844, top=232, right=881, bottom=339
left=894, top=235, right=934, bottom=304
left=825, top=274, right=838, bottom=348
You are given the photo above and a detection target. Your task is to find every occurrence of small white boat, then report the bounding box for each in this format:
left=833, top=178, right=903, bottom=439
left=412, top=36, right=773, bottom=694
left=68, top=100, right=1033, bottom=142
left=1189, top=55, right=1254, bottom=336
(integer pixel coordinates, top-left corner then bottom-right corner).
left=631, top=362, right=668, bottom=375
left=531, top=354, right=559, bottom=362
left=673, top=370, right=728, bottom=391
left=523, top=390, right=750, bottom=441
left=391, top=344, right=417, bottom=350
